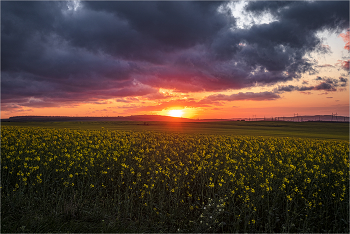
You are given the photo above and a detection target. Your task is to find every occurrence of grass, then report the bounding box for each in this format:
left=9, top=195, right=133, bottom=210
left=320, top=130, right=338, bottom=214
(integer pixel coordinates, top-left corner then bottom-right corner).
left=1, top=123, right=349, bottom=232
left=2, top=120, right=349, bottom=140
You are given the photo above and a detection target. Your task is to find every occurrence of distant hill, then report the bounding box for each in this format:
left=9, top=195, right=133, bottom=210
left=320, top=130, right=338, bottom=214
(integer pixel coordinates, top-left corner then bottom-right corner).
left=2, top=115, right=205, bottom=122
left=1, top=115, right=348, bottom=122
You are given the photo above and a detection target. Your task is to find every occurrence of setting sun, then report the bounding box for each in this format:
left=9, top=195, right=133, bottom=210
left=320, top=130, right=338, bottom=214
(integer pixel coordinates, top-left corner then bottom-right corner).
left=168, top=109, right=184, bottom=118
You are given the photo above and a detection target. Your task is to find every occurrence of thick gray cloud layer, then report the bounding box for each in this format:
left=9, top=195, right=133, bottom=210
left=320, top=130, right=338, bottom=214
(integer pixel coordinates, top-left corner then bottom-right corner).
left=203, top=91, right=280, bottom=102
left=275, top=77, right=348, bottom=92
left=1, top=1, right=349, bottom=108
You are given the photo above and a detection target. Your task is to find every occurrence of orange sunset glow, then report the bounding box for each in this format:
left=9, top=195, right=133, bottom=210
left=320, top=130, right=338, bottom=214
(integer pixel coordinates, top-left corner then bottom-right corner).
left=1, top=1, right=349, bottom=120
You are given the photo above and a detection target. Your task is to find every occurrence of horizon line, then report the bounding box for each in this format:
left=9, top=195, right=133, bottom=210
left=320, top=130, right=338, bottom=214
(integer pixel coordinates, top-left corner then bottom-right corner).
left=4, top=114, right=350, bottom=120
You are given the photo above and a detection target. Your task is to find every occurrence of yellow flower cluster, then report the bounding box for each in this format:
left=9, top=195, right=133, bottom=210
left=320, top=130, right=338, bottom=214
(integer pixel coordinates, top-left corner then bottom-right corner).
left=1, top=126, right=348, bottom=232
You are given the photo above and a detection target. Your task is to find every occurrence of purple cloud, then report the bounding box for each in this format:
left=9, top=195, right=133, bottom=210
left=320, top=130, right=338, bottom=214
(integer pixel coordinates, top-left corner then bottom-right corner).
left=1, top=1, right=349, bottom=110
left=202, top=92, right=280, bottom=102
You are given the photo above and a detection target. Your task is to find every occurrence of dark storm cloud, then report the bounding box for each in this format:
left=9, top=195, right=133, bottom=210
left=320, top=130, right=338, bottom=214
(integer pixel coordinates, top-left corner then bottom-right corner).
left=276, top=85, right=297, bottom=92
left=245, top=1, right=349, bottom=30
left=1, top=1, right=349, bottom=109
left=339, top=77, right=348, bottom=86
left=313, top=82, right=336, bottom=91
left=316, top=64, right=334, bottom=68
left=245, top=1, right=293, bottom=13
left=276, top=76, right=347, bottom=93
left=202, top=92, right=280, bottom=102
left=83, top=1, right=227, bottom=50
left=298, top=86, right=315, bottom=92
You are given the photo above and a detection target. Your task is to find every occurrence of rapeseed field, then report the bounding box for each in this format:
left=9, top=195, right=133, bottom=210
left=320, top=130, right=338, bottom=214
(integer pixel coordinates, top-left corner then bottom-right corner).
left=1, top=126, right=349, bottom=232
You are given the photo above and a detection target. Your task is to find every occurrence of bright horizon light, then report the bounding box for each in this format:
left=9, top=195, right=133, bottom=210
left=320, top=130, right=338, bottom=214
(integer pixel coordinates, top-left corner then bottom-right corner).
left=168, top=109, right=184, bottom=118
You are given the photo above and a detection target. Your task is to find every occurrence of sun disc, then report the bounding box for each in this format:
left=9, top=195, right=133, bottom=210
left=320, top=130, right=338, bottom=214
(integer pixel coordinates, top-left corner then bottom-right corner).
left=169, top=109, right=183, bottom=118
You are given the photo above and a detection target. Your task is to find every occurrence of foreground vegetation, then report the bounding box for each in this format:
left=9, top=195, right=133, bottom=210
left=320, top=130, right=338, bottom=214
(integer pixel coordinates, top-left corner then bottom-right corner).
left=2, top=120, right=349, bottom=140
left=1, top=126, right=349, bottom=232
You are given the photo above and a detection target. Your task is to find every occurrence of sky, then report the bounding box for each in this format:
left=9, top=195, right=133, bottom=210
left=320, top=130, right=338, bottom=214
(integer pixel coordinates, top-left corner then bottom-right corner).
left=1, top=0, right=349, bottom=119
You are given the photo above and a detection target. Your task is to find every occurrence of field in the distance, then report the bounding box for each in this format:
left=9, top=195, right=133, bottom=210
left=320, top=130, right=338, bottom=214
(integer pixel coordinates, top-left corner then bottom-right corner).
left=2, top=120, right=349, bottom=140
left=1, top=121, right=349, bottom=233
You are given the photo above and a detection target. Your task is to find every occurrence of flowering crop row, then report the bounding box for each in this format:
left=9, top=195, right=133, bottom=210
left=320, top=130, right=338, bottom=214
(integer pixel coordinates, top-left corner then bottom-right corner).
left=1, top=126, right=349, bottom=232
